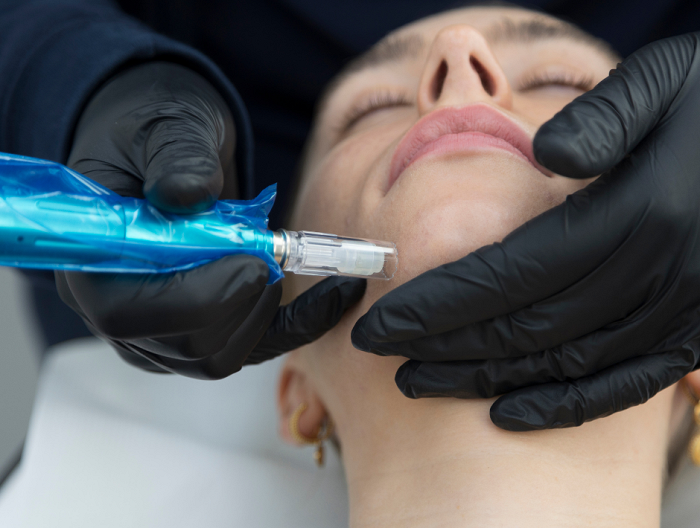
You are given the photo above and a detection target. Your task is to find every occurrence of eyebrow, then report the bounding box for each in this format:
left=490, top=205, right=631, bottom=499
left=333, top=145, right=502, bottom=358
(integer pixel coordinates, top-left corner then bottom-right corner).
left=317, top=14, right=619, bottom=114
left=343, top=32, right=425, bottom=77
left=485, top=17, right=619, bottom=60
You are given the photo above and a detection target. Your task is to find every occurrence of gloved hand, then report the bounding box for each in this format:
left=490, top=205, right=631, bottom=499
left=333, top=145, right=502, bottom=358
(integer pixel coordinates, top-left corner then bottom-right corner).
left=352, top=33, right=700, bottom=430
left=57, top=61, right=366, bottom=379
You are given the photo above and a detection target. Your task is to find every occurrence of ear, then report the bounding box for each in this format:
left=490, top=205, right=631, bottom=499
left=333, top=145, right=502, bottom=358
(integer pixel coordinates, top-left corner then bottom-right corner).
left=277, top=354, right=327, bottom=445
left=684, top=369, right=700, bottom=400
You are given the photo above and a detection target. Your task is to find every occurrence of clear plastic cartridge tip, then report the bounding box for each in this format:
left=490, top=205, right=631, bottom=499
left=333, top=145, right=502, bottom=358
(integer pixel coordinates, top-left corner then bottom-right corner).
left=273, top=230, right=397, bottom=280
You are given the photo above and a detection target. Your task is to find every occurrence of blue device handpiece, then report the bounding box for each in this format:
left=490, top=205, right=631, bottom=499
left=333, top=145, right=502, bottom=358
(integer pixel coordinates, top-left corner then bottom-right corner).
left=0, top=153, right=397, bottom=283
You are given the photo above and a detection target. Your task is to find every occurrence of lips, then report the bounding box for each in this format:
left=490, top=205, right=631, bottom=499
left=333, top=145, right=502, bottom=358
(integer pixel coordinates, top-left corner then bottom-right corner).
left=388, top=103, right=547, bottom=189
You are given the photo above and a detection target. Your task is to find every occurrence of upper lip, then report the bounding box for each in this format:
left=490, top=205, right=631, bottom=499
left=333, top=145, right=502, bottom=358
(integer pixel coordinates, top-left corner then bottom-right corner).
left=388, top=103, right=549, bottom=189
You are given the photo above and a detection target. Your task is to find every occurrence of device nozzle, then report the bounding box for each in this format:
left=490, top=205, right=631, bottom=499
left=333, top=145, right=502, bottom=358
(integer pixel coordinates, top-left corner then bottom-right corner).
left=273, top=230, right=397, bottom=280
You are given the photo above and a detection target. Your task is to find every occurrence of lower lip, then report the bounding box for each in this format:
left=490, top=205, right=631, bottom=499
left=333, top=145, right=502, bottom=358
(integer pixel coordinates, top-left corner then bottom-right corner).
left=390, top=131, right=533, bottom=189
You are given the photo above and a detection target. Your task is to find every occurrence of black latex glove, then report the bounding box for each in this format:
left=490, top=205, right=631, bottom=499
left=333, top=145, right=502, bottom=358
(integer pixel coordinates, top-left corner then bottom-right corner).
left=352, top=33, right=700, bottom=430
left=57, top=62, right=366, bottom=379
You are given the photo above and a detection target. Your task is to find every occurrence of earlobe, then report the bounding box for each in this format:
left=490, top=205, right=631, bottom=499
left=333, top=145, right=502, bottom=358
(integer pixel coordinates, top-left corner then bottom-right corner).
left=682, top=370, right=700, bottom=466
left=684, top=370, right=700, bottom=399
left=277, top=357, right=327, bottom=445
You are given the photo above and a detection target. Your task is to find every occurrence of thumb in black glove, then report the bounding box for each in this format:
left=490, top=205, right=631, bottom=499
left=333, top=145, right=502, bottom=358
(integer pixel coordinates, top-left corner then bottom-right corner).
left=68, top=61, right=237, bottom=211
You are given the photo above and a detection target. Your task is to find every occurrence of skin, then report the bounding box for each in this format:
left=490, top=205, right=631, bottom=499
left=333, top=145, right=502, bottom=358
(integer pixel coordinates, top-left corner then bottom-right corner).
left=276, top=7, right=700, bottom=527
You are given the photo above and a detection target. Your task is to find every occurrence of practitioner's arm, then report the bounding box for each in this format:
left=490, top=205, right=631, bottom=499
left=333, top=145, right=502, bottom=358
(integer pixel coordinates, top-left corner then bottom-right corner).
left=1, top=1, right=365, bottom=378
left=352, top=33, right=700, bottom=430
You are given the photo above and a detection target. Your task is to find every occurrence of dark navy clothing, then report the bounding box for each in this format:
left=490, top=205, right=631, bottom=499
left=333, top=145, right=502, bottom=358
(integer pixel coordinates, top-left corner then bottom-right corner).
left=1, top=0, right=699, bottom=348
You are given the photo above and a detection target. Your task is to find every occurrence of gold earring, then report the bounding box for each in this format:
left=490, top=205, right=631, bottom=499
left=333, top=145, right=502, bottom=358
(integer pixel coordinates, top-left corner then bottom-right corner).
left=682, top=381, right=700, bottom=466
left=289, top=402, right=334, bottom=467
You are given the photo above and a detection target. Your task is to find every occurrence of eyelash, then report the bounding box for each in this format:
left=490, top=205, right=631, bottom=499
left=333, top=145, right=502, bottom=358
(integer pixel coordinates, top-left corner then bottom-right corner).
left=517, top=71, right=594, bottom=92
left=336, top=71, right=593, bottom=133
left=338, top=91, right=411, bottom=133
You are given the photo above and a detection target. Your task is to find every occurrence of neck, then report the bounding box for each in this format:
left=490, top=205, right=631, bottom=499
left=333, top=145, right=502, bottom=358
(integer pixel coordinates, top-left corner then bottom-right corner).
left=339, top=384, right=673, bottom=528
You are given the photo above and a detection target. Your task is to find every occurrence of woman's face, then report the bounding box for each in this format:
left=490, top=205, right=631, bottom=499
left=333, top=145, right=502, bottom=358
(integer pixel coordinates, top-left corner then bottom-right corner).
left=282, top=7, right=619, bottom=445
left=292, top=7, right=616, bottom=293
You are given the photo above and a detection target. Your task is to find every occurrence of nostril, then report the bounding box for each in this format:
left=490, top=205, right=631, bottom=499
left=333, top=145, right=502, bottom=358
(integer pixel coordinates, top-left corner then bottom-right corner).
left=470, top=56, right=495, bottom=96
left=431, top=60, right=448, bottom=101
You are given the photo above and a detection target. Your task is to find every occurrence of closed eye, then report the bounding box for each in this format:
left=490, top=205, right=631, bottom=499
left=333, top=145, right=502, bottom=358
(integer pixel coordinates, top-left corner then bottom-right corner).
left=517, top=71, right=594, bottom=92
left=338, top=91, right=412, bottom=133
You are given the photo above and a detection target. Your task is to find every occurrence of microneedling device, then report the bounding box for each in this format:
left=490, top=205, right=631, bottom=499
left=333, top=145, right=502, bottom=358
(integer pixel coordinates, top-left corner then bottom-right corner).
left=0, top=153, right=397, bottom=283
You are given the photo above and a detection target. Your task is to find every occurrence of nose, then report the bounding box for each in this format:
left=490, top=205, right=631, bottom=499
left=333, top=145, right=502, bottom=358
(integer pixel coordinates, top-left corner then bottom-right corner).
left=417, top=25, right=512, bottom=115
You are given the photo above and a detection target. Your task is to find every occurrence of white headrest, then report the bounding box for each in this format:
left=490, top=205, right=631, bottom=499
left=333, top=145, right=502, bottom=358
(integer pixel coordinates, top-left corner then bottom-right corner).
left=0, top=338, right=347, bottom=527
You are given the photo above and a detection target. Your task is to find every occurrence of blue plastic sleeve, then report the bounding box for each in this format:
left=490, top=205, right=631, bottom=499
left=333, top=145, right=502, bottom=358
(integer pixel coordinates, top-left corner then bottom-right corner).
left=0, top=152, right=283, bottom=283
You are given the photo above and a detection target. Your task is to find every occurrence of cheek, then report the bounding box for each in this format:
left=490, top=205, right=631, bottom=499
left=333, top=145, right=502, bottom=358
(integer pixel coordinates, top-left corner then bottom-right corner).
left=363, top=155, right=566, bottom=290
left=293, top=155, right=359, bottom=233
left=292, top=125, right=401, bottom=234
left=512, top=94, right=579, bottom=125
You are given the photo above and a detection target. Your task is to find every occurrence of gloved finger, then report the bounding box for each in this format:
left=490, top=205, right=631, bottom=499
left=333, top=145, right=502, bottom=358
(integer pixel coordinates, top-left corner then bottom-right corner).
left=127, top=289, right=264, bottom=360
left=140, top=66, right=237, bottom=213
left=353, top=173, right=641, bottom=349
left=534, top=33, right=698, bottom=178
left=67, top=158, right=146, bottom=199
left=61, top=270, right=266, bottom=364
left=54, top=269, right=87, bottom=318
left=67, top=62, right=237, bottom=213
left=111, top=344, right=171, bottom=374
left=395, top=331, right=634, bottom=398
left=59, top=255, right=268, bottom=339
left=394, top=309, right=680, bottom=397
left=118, top=283, right=283, bottom=380
left=395, top=352, right=569, bottom=399
left=354, top=240, right=666, bottom=361
left=245, top=276, right=367, bottom=365
left=489, top=348, right=698, bottom=431
left=142, top=108, right=226, bottom=213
